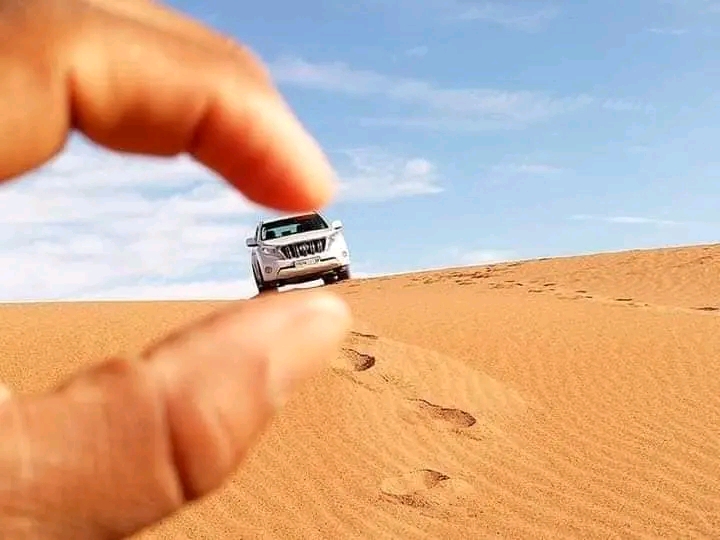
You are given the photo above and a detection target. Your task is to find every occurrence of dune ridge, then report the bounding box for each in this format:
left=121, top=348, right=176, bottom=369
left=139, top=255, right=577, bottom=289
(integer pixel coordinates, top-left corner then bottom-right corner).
left=0, top=243, right=718, bottom=538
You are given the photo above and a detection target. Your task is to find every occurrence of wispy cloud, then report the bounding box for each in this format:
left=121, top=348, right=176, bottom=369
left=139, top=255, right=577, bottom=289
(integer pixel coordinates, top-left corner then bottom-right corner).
left=357, top=116, right=528, bottom=132
left=646, top=27, right=689, bottom=35
left=602, top=99, right=656, bottom=114
left=270, top=56, right=594, bottom=130
left=490, top=163, right=565, bottom=174
left=569, top=214, right=683, bottom=226
left=405, top=45, right=429, bottom=57
left=361, top=0, right=559, bottom=32
left=334, top=148, right=443, bottom=202
left=455, top=2, right=560, bottom=32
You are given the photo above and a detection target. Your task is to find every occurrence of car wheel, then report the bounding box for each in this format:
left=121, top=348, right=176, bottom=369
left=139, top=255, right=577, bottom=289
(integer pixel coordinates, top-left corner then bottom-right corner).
left=257, top=281, right=278, bottom=294
left=322, top=275, right=336, bottom=286
left=336, top=267, right=351, bottom=281
left=253, top=264, right=275, bottom=294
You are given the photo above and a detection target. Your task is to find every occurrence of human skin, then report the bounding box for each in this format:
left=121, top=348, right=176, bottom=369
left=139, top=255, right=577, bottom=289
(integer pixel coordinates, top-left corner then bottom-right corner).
left=0, top=0, right=352, bottom=538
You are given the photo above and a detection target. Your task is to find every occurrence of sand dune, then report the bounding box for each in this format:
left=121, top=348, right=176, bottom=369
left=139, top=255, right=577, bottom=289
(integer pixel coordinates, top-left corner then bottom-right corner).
left=1, top=243, right=719, bottom=538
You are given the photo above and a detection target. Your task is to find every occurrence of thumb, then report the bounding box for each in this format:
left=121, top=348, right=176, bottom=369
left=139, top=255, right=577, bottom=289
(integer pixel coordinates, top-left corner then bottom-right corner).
left=0, top=290, right=350, bottom=539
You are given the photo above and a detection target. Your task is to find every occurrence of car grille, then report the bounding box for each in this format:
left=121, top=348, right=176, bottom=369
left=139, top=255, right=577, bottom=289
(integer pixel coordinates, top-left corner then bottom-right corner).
left=280, top=238, right=326, bottom=259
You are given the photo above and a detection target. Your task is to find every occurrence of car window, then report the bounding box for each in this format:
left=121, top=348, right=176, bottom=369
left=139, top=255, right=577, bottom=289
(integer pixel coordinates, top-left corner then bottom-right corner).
left=261, top=214, right=328, bottom=240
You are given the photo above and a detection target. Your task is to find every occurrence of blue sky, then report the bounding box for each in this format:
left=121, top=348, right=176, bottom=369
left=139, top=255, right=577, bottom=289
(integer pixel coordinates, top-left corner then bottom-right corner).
left=0, top=0, right=718, bottom=300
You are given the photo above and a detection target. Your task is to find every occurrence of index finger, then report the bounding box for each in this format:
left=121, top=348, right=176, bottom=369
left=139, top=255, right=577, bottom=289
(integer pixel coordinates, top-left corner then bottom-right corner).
left=0, top=0, right=336, bottom=211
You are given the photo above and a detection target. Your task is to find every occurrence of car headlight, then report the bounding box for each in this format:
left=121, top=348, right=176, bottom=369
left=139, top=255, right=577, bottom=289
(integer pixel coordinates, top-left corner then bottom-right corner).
left=327, top=233, right=341, bottom=247
left=260, top=246, right=281, bottom=257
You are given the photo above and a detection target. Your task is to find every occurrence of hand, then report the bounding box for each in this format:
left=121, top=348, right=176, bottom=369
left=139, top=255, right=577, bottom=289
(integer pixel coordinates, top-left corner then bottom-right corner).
left=0, top=1, right=351, bottom=538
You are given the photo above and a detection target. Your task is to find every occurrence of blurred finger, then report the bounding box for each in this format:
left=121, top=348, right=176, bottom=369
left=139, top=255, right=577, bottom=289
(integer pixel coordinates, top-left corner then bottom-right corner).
left=0, top=383, right=11, bottom=404
left=0, top=290, right=350, bottom=539
left=0, top=0, right=335, bottom=211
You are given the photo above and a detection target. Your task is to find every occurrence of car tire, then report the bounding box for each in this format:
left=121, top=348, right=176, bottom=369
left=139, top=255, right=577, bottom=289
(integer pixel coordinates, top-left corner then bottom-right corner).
left=257, top=280, right=278, bottom=294
left=336, top=266, right=351, bottom=281
left=253, top=264, right=277, bottom=294
left=322, top=275, right=336, bottom=286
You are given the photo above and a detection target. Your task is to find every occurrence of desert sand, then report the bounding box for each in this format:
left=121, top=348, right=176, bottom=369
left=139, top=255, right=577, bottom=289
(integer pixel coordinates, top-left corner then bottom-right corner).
left=1, top=243, right=719, bottom=539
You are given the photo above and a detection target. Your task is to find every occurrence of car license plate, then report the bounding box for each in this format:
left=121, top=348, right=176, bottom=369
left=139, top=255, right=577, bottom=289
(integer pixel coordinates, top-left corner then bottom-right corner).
left=295, top=257, right=319, bottom=268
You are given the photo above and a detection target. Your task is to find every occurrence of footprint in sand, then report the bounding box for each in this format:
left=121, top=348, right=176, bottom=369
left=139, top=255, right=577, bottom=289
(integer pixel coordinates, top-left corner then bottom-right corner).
left=335, top=347, right=376, bottom=372
left=380, top=469, right=476, bottom=510
left=350, top=331, right=379, bottom=340
left=402, top=398, right=476, bottom=429
left=331, top=330, right=383, bottom=388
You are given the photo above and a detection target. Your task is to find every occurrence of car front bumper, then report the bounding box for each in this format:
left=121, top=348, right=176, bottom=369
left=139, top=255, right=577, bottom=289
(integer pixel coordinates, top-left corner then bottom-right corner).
left=260, top=254, right=349, bottom=284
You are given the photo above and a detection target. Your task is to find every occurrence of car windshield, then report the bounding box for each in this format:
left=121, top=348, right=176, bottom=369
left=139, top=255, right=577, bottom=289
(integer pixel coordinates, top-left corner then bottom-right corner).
left=260, top=214, right=328, bottom=241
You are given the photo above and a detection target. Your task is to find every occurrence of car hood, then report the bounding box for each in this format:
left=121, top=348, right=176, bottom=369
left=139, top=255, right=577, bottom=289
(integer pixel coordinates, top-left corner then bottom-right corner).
left=261, top=229, right=332, bottom=247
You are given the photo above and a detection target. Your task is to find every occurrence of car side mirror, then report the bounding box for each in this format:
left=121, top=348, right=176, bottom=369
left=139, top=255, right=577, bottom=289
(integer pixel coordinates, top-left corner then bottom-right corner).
left=245, top=237, right=258, bottom=247
left=331, top=220, right=343, bottom=230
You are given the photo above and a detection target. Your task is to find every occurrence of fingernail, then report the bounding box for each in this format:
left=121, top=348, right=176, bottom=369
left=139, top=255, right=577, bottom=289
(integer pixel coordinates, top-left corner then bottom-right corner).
left=266, top=294, right=351, bottom=409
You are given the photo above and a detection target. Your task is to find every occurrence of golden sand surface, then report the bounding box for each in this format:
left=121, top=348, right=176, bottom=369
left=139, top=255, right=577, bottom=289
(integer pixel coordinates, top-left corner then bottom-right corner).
left=1, top=244, right=719, bottom=539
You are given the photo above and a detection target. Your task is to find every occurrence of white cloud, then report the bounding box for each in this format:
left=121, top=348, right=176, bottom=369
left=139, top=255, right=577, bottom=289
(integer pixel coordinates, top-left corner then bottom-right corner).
left=334, top=148, right=443, bottom=202
left=270, top=56, right=594, bottom=130
left=456, top=2, right=560, bottom=31
left=1, top=136, right=258, bottom=226
left=70, top=279, right=258, bottom=302
left=0, top=135, right=261, bottom=302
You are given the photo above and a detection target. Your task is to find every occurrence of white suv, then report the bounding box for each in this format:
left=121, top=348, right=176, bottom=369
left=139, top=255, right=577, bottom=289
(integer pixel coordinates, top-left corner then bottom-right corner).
left=246, top=212, right=352, bottom=293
